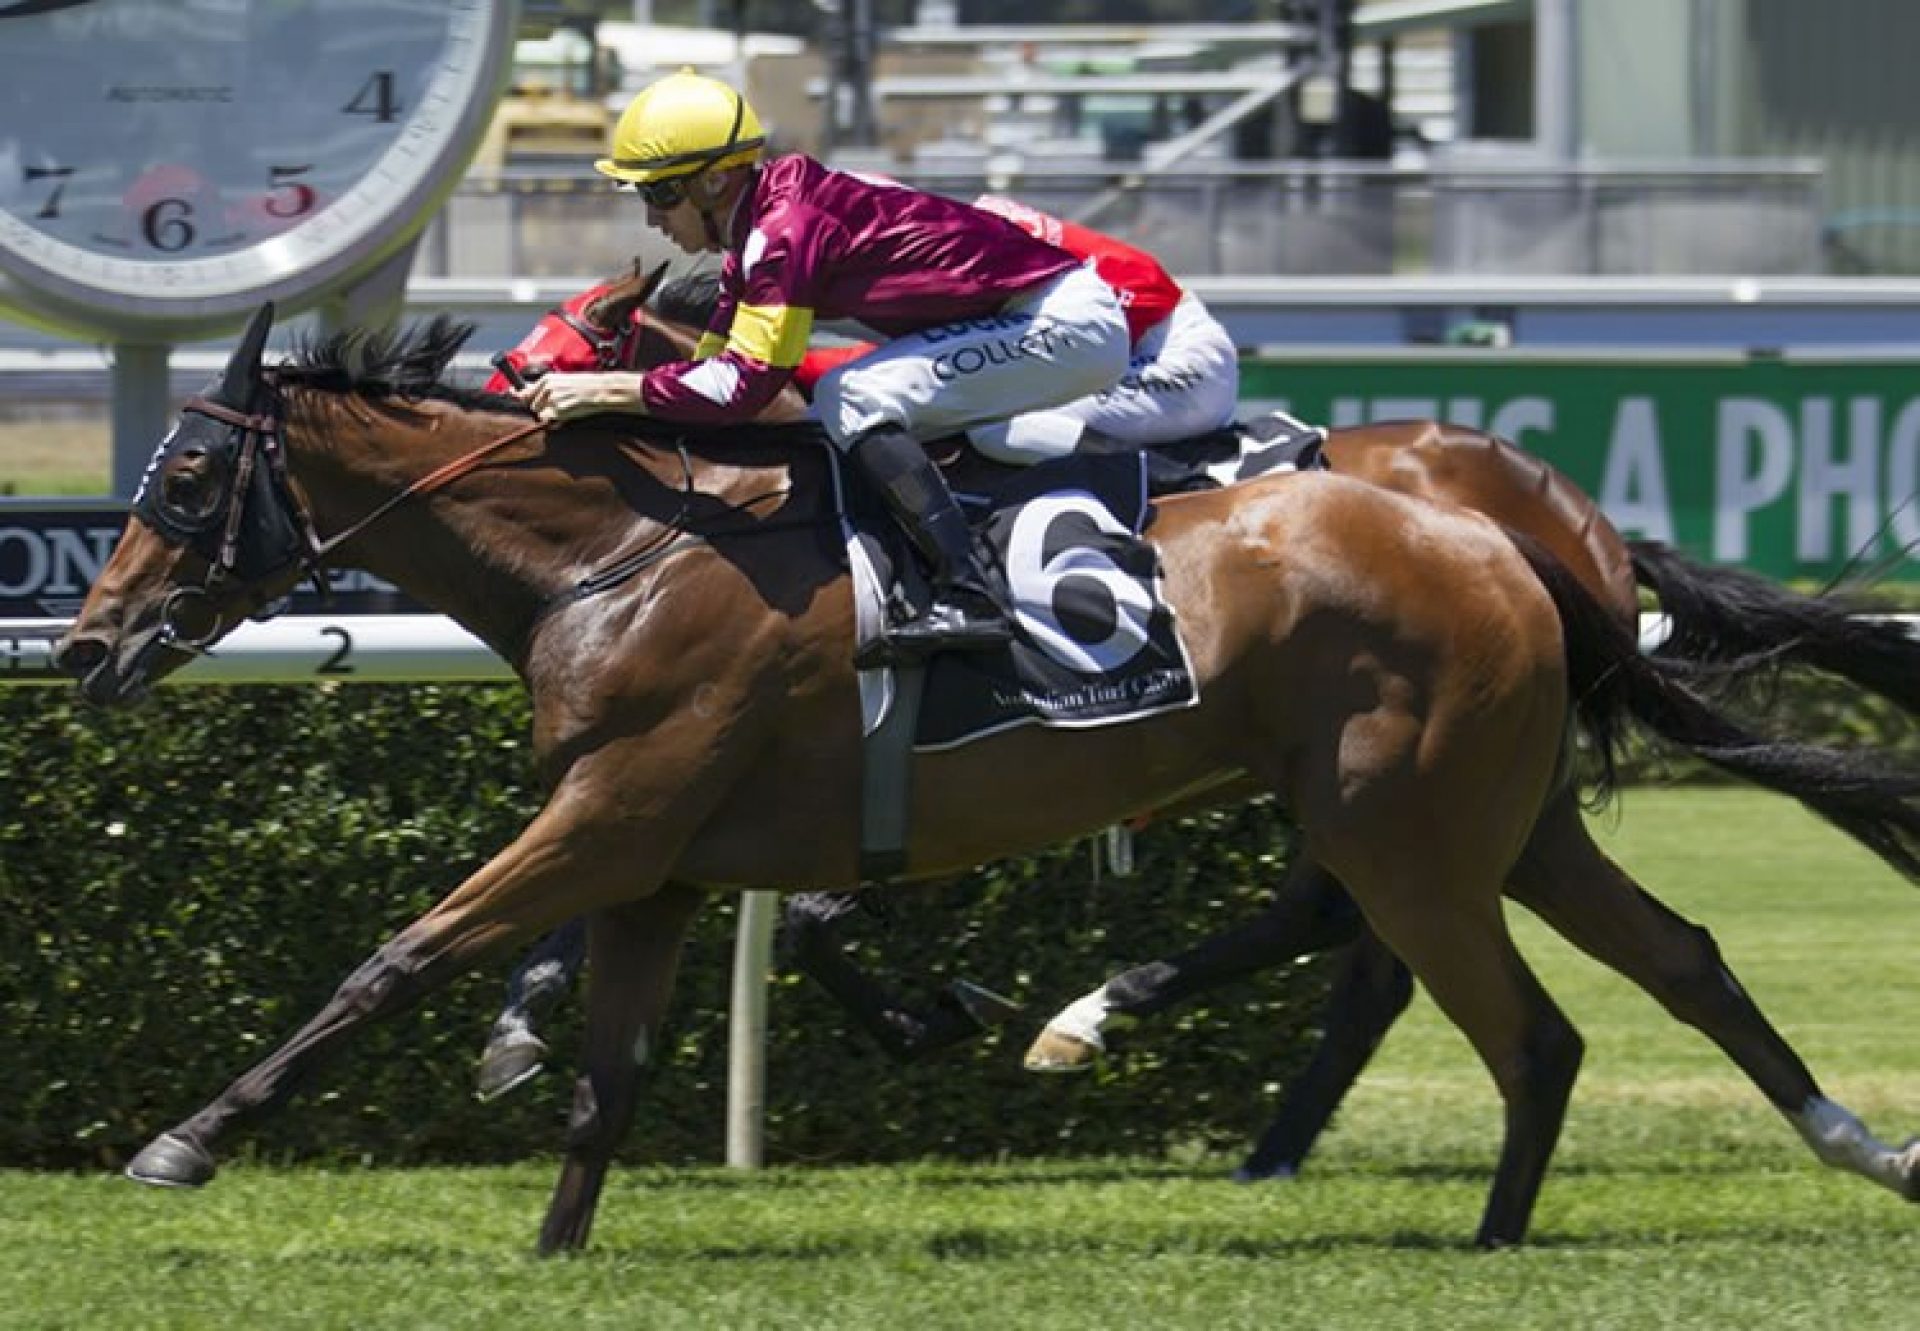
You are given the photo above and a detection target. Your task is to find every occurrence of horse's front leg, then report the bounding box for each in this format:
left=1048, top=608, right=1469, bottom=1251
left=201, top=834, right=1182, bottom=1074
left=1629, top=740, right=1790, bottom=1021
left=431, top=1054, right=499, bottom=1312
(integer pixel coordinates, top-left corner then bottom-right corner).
left=1024, top=857, right=1368, bottom=1071
left=477, top=917, right=590, bottom=1102
left=540, top=886, right=703, bottom=1255
left=123, top=786, right=669, bottom=1191
left=782, top=891, right=1020, bottom=1065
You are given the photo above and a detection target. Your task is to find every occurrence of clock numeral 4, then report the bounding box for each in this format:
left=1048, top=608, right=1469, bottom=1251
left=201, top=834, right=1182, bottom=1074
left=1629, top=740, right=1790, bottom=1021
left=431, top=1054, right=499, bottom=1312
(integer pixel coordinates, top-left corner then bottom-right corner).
left=343, top=70, right=402, bottom=124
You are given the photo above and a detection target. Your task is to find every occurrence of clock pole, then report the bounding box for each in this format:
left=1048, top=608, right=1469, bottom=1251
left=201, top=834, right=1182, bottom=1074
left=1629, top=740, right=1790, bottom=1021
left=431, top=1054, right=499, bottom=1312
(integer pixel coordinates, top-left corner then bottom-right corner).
left=110, top=343, right=172, bottom=500
left=314, top=238, right=420, bottom=339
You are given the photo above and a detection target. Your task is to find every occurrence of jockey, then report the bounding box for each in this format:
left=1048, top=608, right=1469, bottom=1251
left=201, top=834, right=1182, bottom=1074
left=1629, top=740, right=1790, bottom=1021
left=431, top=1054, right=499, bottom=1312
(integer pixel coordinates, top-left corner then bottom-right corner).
left=491, top=205, right=1240, bottom=463
left=518, top=68, right=1133, bottom=665
left=794, top=196, right=1240, bottom=463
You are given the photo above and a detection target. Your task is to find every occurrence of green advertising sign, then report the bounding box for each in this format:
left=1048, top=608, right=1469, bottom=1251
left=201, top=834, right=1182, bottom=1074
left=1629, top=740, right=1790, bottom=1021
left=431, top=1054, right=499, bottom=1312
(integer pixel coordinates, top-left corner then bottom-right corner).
left=1239, top=354, right=1920, bottom=583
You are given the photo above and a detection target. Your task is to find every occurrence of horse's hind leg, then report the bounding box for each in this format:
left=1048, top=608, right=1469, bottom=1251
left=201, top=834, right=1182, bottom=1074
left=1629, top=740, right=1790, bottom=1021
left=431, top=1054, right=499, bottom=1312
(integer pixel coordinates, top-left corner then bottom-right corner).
left=1508, top=791, right=1920, bottom=1203
left=1237, top=927, right=1413, bottom=1180
left=540, top=885, right=703, bottom=1255
left=1361, top=891, right=1584, bottom=1247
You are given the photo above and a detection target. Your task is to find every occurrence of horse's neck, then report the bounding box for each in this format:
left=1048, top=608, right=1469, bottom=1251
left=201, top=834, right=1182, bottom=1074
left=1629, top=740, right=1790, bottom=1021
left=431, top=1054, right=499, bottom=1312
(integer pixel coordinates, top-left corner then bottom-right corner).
left=285, top=391, right=828, bottom=667
left=286, top=394, right=621, bottom=662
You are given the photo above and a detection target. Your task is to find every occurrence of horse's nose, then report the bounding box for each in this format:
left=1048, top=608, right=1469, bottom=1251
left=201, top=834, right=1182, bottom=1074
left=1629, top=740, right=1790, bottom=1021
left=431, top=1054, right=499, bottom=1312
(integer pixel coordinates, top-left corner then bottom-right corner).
left=52, top=633, right=107, bottom=680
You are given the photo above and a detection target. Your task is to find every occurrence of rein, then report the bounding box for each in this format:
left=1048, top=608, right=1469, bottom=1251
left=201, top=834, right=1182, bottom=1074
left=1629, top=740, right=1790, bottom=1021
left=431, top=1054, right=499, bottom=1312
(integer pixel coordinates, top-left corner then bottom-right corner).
left=306, top=411, right=553, bottom=560
left=173, top=388, right=814, bottom=646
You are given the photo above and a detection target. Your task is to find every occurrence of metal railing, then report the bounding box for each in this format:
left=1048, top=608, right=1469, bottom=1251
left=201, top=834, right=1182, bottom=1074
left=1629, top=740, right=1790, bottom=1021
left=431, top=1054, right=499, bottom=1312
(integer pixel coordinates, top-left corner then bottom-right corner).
left=421, top=158, right=1828, bottom=280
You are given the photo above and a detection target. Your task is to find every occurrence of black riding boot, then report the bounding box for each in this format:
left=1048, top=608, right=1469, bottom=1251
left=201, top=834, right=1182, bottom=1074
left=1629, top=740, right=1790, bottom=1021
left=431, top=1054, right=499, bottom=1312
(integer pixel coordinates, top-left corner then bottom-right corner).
left=848, top=426, right=1013, bottom=666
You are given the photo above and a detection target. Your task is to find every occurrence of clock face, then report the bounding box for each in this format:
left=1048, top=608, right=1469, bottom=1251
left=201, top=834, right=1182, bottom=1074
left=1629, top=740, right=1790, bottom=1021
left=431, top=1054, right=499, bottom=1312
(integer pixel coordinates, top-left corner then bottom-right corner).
left=0, top=0, right=514, bottom=335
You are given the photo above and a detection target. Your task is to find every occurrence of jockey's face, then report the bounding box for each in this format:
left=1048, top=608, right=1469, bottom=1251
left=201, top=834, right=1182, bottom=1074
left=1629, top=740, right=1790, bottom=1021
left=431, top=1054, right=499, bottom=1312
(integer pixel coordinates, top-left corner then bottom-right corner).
left=642, top=168, right=747, bottom=255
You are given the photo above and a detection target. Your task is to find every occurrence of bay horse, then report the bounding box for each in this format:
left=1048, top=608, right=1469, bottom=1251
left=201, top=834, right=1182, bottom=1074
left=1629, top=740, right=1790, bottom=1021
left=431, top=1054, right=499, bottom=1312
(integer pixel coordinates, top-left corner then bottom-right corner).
left=54, top=305, right=1920, bottom=1254
left=485, top=269, right=1920, bottom=1179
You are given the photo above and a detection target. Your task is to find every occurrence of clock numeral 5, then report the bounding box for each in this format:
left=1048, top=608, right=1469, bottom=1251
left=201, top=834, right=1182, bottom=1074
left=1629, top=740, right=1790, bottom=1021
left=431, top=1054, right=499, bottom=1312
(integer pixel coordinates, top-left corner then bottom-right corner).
left=267, top=165, right=317, bottom=220
left=25, top=165, right=73, bottom=220
left=343, top=70, right=401, bottom=124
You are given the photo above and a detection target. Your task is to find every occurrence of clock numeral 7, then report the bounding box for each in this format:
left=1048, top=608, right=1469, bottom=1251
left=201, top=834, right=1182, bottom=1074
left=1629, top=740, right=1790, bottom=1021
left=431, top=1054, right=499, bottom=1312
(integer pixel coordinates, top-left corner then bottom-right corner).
left=343, top=70, right=401, bottom=123
left=26, top=165, right=74, bottom=220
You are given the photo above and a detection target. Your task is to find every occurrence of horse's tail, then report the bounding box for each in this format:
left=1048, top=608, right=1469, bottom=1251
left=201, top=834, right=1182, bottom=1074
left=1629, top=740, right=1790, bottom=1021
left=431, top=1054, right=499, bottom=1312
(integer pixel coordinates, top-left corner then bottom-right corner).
left=1630, top=539, right=1920, bottom=716
left=1512, top=534, right=1920, bottom=884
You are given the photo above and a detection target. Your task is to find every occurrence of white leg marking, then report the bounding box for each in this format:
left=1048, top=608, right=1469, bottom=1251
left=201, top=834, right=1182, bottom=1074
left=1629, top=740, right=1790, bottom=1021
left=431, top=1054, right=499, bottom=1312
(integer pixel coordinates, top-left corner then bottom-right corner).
left=632, top=1024, right=650, bottom=1068
left=1042, top=986, right=1116, bottom=1051
left=1790, top=1096, right=1911, bottom=1194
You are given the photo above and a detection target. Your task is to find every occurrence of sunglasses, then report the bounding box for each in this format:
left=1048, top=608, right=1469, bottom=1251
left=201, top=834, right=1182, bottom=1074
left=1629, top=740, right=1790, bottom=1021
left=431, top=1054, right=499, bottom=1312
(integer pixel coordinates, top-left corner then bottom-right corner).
left=635, top=176, right=691, bottom=211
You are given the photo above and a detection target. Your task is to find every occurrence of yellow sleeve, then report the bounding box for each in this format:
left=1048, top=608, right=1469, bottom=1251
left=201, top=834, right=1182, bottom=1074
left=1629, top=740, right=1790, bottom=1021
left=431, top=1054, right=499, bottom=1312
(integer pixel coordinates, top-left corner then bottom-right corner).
left=723, top=301, right=814, bottom=369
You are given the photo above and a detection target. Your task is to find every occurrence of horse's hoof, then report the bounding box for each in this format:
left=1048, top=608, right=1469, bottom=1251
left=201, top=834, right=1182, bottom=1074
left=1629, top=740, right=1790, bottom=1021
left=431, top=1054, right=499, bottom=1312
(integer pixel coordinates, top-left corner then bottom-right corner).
left=1023, top=1026, right=1101, bottom=1073
left=1894, top=1137, right=1920, bottom=1202
left=125, top=1132, right=217, bottom=1188
left=947, top=978, right=1021, bottom=1029
left=1232, top=1161, right=1299, bottom=1184
left=476, top=1029, right=549, bottom=1103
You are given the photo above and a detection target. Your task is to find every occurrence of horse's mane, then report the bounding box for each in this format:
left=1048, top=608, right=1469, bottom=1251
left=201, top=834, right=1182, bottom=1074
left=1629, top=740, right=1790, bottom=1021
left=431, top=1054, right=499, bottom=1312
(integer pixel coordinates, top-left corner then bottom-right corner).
left=280, top=315, right=522, bottom=415
left=278, top=309, right=821, bottom=454
left=651, top=271, right=722, bottom=329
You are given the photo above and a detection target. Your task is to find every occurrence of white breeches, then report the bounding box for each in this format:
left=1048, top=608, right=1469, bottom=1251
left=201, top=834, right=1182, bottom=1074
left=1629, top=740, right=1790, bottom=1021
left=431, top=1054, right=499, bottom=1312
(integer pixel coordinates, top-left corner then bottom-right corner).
left=969, top=292, right=1241, bottom=465
left=812, top=263, right=1131, bottom=452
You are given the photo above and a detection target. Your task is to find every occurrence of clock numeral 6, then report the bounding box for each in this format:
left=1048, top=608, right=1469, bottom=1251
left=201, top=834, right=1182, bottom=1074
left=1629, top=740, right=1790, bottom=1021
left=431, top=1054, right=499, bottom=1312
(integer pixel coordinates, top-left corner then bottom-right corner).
left=343, top=70, right=401, bottom=123
left=142, top=198, right=196, bottom=253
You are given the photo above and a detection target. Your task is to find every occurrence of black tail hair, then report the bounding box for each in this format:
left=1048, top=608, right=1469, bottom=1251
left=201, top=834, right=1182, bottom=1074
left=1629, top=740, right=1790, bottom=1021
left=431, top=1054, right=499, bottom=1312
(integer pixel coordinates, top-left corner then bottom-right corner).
left=1515, top=534, right=1920, bottom=883
left=1631, top=539, right=1920, bottom=716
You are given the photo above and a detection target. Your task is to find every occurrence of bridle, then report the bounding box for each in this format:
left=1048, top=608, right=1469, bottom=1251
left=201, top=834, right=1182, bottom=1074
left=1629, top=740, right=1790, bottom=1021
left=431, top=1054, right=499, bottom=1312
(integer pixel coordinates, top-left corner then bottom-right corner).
left=142, top=385, right=549, bottom=653
left=552, top=304, right=639, bottom=370
left=142, top=378, right=809, bottom=656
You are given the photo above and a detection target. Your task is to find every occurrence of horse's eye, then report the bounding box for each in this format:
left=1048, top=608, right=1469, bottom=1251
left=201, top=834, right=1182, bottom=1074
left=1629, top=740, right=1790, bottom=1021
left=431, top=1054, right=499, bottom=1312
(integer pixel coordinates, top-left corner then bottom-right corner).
left=163, top=464, right=218, bottom=522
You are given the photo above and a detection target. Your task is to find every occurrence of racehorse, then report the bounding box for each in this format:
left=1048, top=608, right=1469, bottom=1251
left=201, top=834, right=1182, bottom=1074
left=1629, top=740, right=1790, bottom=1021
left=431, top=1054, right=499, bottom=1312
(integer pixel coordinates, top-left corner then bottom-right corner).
left=486, top=268, right=1920, bottom=1179
left=54, top=304, right=1920, bottom=1255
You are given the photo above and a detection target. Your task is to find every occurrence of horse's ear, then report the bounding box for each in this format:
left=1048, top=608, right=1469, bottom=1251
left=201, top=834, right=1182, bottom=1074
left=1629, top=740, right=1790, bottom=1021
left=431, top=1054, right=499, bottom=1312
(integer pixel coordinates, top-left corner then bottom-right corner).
left=637, top=261, right=670, bottom=307
left=586, top=262, right=672, bottom=330
left=215, top=302, right=275, bottom=407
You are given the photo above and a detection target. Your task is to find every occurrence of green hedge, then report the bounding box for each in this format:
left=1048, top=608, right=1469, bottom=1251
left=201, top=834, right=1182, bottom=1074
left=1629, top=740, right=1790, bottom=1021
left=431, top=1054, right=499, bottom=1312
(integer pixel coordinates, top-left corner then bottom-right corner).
left=5, top=642, right=1913, bottom=1172
left=0, top=685, right=1327, bottom=1170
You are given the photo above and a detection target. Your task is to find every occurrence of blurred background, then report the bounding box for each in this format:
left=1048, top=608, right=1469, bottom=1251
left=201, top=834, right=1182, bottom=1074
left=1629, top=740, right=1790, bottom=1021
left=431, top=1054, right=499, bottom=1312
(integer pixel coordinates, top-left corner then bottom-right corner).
left=435, top=0, right=1910, bottom=280
left=7, top=0, right=1920, bottom=534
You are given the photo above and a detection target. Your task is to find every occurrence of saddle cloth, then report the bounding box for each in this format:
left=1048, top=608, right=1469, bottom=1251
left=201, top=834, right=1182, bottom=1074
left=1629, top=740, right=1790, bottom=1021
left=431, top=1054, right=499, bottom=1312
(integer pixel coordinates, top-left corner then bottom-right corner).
left=835, top=449, right=1193, bottom=750
left=1137, top=409, right=1329, bottom=493
left=837, top=412, right=1326, bottom=750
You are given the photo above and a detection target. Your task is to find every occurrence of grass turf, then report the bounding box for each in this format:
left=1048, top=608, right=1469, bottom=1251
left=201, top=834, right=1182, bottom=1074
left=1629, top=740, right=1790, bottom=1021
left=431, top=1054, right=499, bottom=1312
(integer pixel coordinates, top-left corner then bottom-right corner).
left=4, top=787, right=1917, bottom=1329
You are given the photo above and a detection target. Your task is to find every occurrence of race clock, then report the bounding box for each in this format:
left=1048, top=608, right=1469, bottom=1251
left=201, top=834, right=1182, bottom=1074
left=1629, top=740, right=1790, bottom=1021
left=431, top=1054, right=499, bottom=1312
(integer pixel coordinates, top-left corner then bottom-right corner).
left=0, top=0, right=519, bottom=342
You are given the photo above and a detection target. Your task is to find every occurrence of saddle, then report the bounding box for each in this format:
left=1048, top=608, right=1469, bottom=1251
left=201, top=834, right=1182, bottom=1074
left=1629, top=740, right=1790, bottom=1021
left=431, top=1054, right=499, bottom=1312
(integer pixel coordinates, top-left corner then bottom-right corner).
left=925, top=409, right=1328, bottom=499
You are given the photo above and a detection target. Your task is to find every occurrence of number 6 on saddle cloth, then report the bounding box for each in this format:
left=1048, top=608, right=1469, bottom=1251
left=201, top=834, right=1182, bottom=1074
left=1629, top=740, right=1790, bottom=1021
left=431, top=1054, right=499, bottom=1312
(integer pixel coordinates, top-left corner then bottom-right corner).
left=841, top=417, right=1327, bottom=752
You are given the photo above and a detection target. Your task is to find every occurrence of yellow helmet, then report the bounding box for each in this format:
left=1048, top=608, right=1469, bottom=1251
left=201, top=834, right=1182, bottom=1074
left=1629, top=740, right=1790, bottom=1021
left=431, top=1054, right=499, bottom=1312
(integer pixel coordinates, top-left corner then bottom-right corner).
left=596, top=69, right=766, bottom=184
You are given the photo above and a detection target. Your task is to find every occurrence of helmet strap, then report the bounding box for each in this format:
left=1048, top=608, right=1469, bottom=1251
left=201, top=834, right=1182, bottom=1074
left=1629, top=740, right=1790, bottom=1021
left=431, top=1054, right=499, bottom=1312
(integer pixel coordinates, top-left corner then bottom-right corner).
left=694, top=91, right=750, bottom=248
left=696, top=163, right=755, bottom=249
